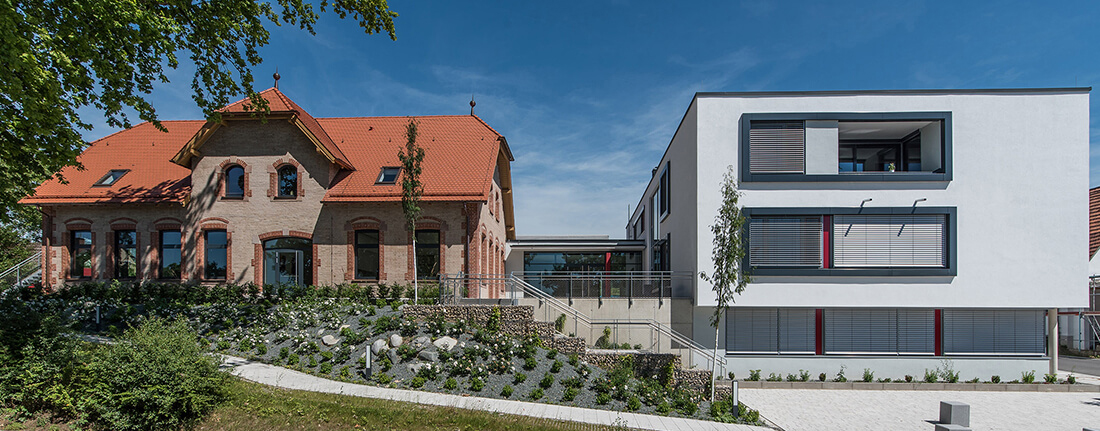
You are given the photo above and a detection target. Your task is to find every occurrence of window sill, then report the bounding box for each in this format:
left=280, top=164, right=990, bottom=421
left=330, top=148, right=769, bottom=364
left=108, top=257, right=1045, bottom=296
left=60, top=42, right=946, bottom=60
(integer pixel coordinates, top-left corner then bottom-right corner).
left=744, top=172, right=951, bottom=183
left=750, top=267, right=956, bottom=277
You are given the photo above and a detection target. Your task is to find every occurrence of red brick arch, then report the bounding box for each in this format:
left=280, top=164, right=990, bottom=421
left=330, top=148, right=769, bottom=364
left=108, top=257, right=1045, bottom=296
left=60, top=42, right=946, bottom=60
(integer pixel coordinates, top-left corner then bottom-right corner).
left=346, top=217, right=386, bottom=282
left=218, top=158, right=252, bottom=200
left=268, top=156, right=304, bottom=199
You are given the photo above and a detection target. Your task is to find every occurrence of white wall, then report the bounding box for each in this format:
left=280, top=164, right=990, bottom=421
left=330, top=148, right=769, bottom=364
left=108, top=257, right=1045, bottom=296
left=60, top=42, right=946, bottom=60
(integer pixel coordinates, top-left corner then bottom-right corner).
left=690, top=91, right=1090, bottom=309
left=805, top=120, right=839, bottom=175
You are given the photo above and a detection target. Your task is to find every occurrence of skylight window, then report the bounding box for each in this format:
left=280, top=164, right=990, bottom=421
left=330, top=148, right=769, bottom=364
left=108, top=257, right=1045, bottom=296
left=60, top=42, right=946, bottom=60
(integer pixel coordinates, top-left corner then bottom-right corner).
left=94, top=169, right=129, bottom=186
left=377, top=167, right=400, bottom=184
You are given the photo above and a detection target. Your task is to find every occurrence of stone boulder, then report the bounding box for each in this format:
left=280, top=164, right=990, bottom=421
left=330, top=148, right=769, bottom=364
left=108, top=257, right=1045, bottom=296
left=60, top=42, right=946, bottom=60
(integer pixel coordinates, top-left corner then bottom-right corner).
left=433, top=336, right=458, bottom=351
left=371, top=339, right=388, bottom=355
left=321, top=334, right=339, bottom=346
left=418, top=350, right=439, bottom=362
left=386, top=348, right=399, bottom=364
left=412, top=336, right=431, bottom=349
left=408, top=363, right=430, bottom=374
left=389, top=333, right=403, bottom=347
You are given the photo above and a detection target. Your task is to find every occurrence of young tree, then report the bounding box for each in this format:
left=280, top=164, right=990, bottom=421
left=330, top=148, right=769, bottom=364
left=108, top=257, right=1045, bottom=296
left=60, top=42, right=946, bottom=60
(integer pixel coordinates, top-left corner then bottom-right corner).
left=398, top=118, right=425, bottom=302
left=0, top=0, right=398, bottom=224
left=699, top=165, right=751, bottom=399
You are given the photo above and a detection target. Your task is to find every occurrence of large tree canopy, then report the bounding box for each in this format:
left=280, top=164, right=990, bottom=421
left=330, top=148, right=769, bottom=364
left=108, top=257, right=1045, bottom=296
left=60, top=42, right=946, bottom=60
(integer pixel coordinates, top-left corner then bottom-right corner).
left=0, top=0, right=397, bottom=223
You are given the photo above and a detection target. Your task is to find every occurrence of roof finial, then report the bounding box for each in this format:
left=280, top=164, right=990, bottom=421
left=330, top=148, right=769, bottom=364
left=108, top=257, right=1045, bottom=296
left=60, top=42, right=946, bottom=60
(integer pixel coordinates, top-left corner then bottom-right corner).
left=273, top=68, right=281, bottom=89
left=469, top=94, right=476, bottom=115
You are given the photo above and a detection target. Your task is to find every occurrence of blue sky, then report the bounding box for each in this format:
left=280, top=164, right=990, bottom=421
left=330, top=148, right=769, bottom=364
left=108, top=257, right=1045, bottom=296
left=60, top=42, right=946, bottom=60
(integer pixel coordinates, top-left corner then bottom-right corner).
left=81, top=1, right=1100, bottom=236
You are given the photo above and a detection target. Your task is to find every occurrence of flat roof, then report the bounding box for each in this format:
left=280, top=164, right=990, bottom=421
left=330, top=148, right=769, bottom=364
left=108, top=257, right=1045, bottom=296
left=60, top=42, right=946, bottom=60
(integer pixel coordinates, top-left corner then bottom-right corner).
left=696, top=87, right=1091, bottom=98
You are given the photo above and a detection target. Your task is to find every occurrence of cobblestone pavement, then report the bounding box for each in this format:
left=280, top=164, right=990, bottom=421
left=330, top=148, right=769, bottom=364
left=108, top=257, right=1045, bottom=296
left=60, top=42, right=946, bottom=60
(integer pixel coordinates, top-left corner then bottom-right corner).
left=740, top=388, right=1100, bottom=431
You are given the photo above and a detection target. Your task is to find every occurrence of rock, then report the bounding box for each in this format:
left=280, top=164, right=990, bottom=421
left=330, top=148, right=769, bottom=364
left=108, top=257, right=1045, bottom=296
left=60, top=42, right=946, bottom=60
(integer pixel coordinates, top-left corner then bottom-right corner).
left=418, top=350, right=438, bottom=362
left=389, top=334, right=403, bottom=347
left=371, top=339, right=388, bottom=355
left=412, top=336, right=431, bottom=349
left=386, top=349, right=399, bottom=364
left=408, top=363, right=429, bottom=374
left=339, top=324, right=350, bottom=331
left=322, top=334, right=339, bottom=346
left=433, top=336, right=458, bottom=351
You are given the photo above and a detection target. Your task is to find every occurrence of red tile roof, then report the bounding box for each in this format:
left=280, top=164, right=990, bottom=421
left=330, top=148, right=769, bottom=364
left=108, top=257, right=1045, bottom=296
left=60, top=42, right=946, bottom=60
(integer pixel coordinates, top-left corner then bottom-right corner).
left=22, top=90, right=509, bottom=207
left=1090, top=186, right=1100, bottom=258
left=21, top=121, right=204, bottom=204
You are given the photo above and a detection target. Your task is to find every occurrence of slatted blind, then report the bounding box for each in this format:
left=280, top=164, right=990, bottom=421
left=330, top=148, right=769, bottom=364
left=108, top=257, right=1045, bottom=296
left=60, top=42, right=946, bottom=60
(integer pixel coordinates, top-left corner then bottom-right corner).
left=749, top=216, right=822, bottom=267
left=726, top=308, right=778, bottom=353
left=943, top=309, right=1045, bottom=355
left=833, top=215, right=946, bottom=268
left=749, top=121, right=805, bottom=173
left=896, top=309, right=935, bottom=354
left=778, top=309, right=816, bottom=353
left=824, top=309, right=897, bottom=353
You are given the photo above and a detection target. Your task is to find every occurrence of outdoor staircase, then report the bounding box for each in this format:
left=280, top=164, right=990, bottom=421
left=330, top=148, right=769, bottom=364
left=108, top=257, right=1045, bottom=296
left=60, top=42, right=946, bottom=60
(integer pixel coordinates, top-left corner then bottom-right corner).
left=441, top=273, right=718, bottom=373
left=1, top=251, right=42, bottom=288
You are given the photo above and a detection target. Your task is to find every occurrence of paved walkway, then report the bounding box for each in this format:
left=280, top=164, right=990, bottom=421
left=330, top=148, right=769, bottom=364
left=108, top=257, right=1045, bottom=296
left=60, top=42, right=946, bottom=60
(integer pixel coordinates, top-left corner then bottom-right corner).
left=221, top=356, right=767, bottom=431
left=740, top=388, right=1100, bottom=431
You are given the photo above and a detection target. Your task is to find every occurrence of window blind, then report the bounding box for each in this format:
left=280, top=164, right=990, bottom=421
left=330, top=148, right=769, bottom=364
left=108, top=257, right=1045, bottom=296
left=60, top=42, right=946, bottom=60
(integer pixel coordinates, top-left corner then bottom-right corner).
left=833, top=215, right=946, bottom=268
left=943, top=309, right=1044, bottom=355
left=749, top=121, right=805, bottom=173
left=896, top=309, right=935, bottom=354
left=749, top=216, right=822, bottom=267
left=824, top=309, right=898, bottom=353
left=726, top=308, right=778, bottom=353
left=778, top=309, right=816, bottom=353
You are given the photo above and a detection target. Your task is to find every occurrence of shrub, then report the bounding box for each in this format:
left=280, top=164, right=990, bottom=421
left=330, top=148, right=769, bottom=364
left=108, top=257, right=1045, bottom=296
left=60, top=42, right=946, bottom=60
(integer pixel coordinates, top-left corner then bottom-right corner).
left=1068, top=375, right=1077, bottom=385
left=551, top=359, right=563, bottom=373
left=399, top=321, right=418, bottom=337
left=818, top=372, right=827, bottom=382
left=81, top=318, right=229, bottom=431
left=923, top=369, right=937, bottom=383
left=469, top=377, right=484, bottom=392
left=568, top=354, right=579, bottom=367
left=396, top=344, right=417, bottom=362
left=486, top=307, right=502, bottom=333
left=799, top=369, right=810, bottom=382
left=287, top=353, right=299, bottom=366
left=529, top=388, right=544, bottom=400
left=255, top=343, right=267, bottom=355
left=659, top=361, right=676, bottom=389
left=513, top=372, right=527, bottom=384
left=786, top=373, right=797, bottom=382
left=523, top=357, right=537, bottom=370
left=562, top=376, right=584, bottom=389
left=710, top=396, right=734, bottom=418
left=627, top=396, right=641, bottom=411
left=596, top=392, right=611, bottom=405
left=378, top=353, right=393, bottom=372
left=340, top=366, right=351, bottom=379
left=410, top=377, right=425, bottom=388
left=217, top=340, right=230, bottom=351
left=539, top=372, right=554, bottom=389
left=904, top=375, right=914, bottom=383
left=308, top=355, right=318, bottom=368
left=554, top=314, right=567, bottom=332
left=862, top=368, right=874, bottom=382
left=320, top=350, right=334, bottom=361
left=417, top=364, right=438, bottom=381
left=991, top=375, right=1001, bottom=383
left=620, top=342, right=631, bottom=349
left=1022, top=370, right=1036, bottom=383
left=501, top=384, right=514, bottom=398
left=672, top=394, right=697, bottom=415
left=319, top=362, right=333, bottom=374
left=562, top=387, right=578, bottom=402
left=656, top=401, right=671, bottom=415
left=766, top=373, right=781, bottom=382
left=546, top=349, right=558, bottom=359
left=444, top=377, right=457, bottom=390
left=279, top=347, right=290, bottom=360
left=728, top=371, right=736, bottom=380
left=747, top=369, right=761, bottom=381
left=1044, top=373, right=1058, bottom=384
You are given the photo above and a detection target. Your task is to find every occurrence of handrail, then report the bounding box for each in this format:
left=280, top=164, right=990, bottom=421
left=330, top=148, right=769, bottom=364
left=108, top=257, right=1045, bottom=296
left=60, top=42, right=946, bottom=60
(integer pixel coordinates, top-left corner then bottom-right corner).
left=1, top=251, right=42, bottom=287
left=508, top=274, right=716, bottom=368
left=0, top=251, right=41, bottom=279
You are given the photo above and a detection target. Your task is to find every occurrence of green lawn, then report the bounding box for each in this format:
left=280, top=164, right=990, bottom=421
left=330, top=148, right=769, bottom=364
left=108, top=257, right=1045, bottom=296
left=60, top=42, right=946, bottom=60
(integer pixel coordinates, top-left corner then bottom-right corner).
left=197, top=378, right=634, bottom=431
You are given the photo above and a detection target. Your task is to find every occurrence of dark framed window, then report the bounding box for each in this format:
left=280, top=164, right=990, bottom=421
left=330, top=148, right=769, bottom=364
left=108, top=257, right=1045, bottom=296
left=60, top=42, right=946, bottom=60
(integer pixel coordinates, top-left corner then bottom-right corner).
left=415, top=230, right=440, bottom=279
left=277, top=165, right=297, bottom=198
left=354, top=230, right=380, bottom=279
left=204, top=230, right=227, bottom=280
left=114, top=230, right=137, bottom=279
left=658, top=164, right=670, bottom=218
left=225, top=165, right=245, bottom=198
left=159, top=230, right=181, bottom=279
left=376, top=167, right=400, bottom=184
left=70, top=230, right=92, bottom=279
left=93, top=169, right=129, bottom=186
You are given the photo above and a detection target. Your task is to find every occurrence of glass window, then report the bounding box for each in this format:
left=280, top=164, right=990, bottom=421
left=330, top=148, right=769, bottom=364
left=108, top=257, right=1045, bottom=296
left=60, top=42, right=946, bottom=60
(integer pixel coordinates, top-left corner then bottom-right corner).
left=277, top=165, right=297, bottom=198
left=263, top=237, right=313, bottom=286
left=114, top=230, right=137, bottom=279
left=225, top=165, right=245, bottom=198
left=94, top=169, right=129, bottom=186
left=415, top=230, right=440, bottom=279
left=355, top=230, right=380, bottom=279
left=70, top=230, right=92, bottom=278
left=204, top=230, right=227, bottom=280
left=377, top=167, right=400, bottom=184
left=159, top=231, right=181, bottom=279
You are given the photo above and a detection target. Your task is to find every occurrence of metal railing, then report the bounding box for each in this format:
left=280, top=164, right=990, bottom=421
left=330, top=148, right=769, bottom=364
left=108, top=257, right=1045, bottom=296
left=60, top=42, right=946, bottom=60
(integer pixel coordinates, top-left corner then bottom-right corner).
left=440, top=272, right=716, bottom=371
left=1, top=251, right=42, bottom=287
left=511, top=271, right=693, bottom=300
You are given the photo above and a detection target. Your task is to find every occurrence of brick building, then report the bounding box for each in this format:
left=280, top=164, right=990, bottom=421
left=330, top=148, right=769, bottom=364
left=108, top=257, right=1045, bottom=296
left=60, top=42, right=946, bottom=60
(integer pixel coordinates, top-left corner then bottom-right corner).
left=22, top=88, right=515, bottom=295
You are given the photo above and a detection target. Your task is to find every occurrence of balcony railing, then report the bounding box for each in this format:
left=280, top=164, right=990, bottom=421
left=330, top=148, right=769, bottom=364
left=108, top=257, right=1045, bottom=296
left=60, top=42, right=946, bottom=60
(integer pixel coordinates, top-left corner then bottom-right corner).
left=511, top=271, right=693, bottom=300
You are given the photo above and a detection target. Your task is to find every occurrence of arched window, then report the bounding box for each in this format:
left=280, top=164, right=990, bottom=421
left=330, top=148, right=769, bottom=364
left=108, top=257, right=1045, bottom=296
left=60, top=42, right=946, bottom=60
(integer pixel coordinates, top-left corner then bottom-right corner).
left=277, top=165, right=297, bottom=198
left=225, top=165, right=245, bottom=198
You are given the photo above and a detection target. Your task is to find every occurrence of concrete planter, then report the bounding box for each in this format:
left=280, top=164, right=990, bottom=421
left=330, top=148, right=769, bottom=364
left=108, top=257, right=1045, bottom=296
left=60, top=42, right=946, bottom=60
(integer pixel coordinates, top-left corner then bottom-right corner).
left=729, top=380, right=1098, bottom=392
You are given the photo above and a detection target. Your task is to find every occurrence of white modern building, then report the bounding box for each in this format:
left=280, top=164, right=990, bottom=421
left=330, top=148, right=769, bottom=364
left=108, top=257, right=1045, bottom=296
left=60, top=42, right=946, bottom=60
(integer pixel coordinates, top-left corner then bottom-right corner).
left=626, top=88, right=1091, bottom=379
